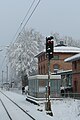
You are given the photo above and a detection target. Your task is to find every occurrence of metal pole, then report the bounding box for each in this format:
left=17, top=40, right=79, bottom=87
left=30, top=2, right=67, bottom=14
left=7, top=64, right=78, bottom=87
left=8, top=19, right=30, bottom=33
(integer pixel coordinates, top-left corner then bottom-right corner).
left=2, top=70, right=4, bottom=89
left=47, top=57, right=51, bottom=111
left=6, top=65, right=8, bottom=83
left=45, top=36, right=53, bottom=116
left=46, top=54, right=53, bottom=116
left=45, top=86, right=47, bottom=101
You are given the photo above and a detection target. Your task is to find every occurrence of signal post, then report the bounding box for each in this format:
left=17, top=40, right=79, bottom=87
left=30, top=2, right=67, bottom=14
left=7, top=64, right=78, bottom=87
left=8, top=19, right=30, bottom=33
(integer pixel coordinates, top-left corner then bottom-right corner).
left=45, top=36, right=54, bottom=116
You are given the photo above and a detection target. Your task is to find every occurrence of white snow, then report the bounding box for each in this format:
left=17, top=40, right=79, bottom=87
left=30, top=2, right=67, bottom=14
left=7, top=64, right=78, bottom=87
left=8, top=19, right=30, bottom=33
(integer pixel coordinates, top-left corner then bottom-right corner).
left=42, top=46, right=80, bottom=53
left=0, top=89, right=80, bottom=120
left=65, top=53, right=80, bottom=62
left=54, top=46, right=80, bottom=53
left=37, top=46, right=80, bottom=60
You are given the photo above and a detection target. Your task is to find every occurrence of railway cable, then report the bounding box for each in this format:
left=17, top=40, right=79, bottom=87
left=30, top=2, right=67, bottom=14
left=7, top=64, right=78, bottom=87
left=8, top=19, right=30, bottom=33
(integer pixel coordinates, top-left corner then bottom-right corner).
left=10, top=0, right=41, bottom=46
left=0, top=0, right=36, bottom=70
left=10, top=0, right=36, bottom=45
left=19, top=0, right=41, bottom=34
left=0, top=0, right=41, bottom=72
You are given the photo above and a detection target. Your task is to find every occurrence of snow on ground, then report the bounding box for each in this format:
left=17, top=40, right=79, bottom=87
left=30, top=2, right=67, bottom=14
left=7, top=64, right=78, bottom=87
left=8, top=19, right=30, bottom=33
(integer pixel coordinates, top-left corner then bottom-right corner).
left=0, top=99, right=10, bottom=120
left=0, top=88, right=80, bottom=120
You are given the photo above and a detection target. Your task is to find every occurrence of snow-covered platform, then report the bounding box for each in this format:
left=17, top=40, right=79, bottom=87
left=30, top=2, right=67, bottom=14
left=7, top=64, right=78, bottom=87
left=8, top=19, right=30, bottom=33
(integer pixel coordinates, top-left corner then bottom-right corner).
left=0, top=89, right=80, bottom=120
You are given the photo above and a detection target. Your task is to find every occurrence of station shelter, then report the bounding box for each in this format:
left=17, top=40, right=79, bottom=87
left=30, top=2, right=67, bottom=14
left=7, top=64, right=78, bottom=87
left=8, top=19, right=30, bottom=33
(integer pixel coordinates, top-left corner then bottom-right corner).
left=28, top=75, right=61, bottom=99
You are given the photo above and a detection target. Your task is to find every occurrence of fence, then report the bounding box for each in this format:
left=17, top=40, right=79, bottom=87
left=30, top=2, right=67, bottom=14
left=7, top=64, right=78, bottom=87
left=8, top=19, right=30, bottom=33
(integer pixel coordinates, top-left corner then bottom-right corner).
left=60, top=93, right=80, bottom=99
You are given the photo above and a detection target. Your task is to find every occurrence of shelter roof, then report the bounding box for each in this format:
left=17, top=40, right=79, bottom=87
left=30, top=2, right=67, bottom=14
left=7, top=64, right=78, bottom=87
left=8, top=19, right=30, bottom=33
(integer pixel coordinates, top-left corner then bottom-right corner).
left=64, top=53, right=80, bottom=62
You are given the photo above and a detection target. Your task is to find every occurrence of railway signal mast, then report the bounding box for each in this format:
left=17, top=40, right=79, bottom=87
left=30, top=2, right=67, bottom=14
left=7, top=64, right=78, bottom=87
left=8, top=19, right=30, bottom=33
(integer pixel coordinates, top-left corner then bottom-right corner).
left=45, top=36, right=54, bottom=116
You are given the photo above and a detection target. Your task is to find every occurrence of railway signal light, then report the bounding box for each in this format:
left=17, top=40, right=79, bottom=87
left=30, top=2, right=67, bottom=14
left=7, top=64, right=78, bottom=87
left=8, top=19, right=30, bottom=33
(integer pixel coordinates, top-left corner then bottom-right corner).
left=46, top=36, right=54, bottom=60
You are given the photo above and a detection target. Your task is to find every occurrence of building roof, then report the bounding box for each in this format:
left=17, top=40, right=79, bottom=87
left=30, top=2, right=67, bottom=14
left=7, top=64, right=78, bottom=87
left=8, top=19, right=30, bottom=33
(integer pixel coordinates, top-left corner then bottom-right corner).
left=54, top=46, right=80, bottom=53
left=64, top=53, right=80, bottom=62
left=28, top=75, right=61, bottom=80
left=36, top=45, right=80, bottom=57
left=55, top=70, right=72, bottom=74
left=54, top=41, right=80, bottom=53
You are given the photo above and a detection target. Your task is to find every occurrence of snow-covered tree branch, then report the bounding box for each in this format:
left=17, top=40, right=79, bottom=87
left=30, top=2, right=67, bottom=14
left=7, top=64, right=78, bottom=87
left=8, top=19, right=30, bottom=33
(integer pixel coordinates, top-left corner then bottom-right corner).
left=7, top=28, right=45, bottom=85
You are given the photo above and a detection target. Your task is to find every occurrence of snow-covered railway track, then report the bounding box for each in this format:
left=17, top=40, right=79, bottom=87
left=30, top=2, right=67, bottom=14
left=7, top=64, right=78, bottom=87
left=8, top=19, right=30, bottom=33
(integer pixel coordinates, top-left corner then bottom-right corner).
left=0, top=99, right=12, bottom=120
left=0, top=91, right=36, bottom=120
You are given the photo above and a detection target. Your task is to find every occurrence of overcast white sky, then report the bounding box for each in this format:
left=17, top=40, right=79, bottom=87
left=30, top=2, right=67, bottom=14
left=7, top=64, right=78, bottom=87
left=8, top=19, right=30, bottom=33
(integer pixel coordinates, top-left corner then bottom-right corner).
left=0, top=0, right=80, bottom=46
left=0, top=0, right=80, bottom=79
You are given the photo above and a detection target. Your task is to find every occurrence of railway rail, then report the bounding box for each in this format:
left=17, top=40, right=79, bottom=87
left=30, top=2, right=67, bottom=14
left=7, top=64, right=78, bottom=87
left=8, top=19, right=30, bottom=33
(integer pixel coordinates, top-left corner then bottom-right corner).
left=0, top=91, right=36, bottom=120
left=0, top=98, right=12, bottom=120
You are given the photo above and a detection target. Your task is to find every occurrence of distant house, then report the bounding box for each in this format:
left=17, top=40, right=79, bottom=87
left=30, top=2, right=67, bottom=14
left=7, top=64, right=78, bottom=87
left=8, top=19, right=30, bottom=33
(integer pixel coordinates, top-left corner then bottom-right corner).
left=36, top=41, right=80, bottom=74
left=65, top=53, right=80, bottom=93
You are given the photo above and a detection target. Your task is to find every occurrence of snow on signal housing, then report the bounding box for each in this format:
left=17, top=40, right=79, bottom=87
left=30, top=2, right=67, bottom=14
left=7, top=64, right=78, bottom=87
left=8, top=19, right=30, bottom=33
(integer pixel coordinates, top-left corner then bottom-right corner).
left=46, top=36, right=54, bottom=60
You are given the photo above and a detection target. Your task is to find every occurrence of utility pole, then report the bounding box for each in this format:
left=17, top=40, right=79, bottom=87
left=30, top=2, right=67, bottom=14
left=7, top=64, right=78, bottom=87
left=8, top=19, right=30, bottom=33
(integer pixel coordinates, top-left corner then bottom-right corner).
left=45, top=36, right=54, bottom=116
left=2, top=70, right=4, bottom=89
left=6, top=65, right=8, bottom=83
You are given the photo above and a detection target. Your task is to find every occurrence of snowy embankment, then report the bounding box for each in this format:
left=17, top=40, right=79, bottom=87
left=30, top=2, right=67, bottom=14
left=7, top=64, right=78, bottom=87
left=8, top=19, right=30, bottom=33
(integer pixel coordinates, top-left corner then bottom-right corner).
left=0, top=88, right=80, bottom=120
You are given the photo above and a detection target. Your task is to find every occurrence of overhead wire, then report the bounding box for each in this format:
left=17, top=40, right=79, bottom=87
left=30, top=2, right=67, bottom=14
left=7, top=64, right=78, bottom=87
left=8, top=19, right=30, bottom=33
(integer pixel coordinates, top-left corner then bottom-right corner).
left=11, top=0, right=41, bottom=45
left=20, top=0, right=41, bottom=34
left=0, top=0, right=36, bottom=70
left=10, top=0, right=36, bottom=45
left=0, top=0, right=41, bottom=71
